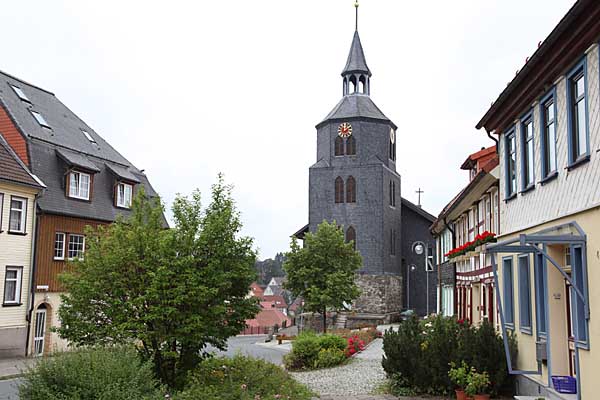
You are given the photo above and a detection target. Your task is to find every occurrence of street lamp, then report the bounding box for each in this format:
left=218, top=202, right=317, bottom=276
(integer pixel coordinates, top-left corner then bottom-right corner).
left=412, top=241, right=432, bottom=315
left=406, top=264, right=416, bottom=309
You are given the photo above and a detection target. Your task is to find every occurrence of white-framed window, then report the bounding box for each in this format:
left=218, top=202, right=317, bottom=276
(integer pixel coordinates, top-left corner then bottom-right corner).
left=54, top=232, right=66, bottom=260
left=116, top=182, right=133, bottom=208
left=68, top=234, right=85, bottom=260
left=68, top=171, right=91, bottom=200
left=3, top=266, right=23, bottom=304
left=9, top=196, right=27, bottom=233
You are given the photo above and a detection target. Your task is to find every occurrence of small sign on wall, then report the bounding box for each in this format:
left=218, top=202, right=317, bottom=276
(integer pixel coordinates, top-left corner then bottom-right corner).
left=553, top=293, right=561, bottom=300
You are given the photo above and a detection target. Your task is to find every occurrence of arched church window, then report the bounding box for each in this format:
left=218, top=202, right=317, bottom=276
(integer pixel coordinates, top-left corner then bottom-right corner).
left=392, top=181, right=396, bottom=206
left=335, top=136, right=344, bottom=156
left=346, top=226, right=356, bottom=250
left=389, top=181, right=393, bottom=206
left=346, top=176, right=356, bottom=203
left=335, top=177, right=344, bottom=203
left=346, top=136, right=356, bottom=155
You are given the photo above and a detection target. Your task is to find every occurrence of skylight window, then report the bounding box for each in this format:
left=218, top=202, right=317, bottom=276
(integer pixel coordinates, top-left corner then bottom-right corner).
left=30, top=110, right=51, bottom=129
left=81, top=129, right=96, bottom=144
left=10, top=84, right=30, bottom=103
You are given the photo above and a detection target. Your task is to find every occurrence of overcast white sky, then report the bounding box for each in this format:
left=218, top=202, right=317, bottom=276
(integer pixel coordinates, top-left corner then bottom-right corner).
left=1, top=1, right=573, bottom=259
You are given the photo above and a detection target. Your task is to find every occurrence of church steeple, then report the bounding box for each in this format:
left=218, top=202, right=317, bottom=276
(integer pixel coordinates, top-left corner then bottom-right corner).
left=342, top=1, right=371, bottom=96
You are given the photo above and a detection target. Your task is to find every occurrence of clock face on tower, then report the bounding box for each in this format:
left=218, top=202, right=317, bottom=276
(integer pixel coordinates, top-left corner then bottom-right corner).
left=389, top=127, right=395, bottom=144
left=337, top=122, right=352, bottom=138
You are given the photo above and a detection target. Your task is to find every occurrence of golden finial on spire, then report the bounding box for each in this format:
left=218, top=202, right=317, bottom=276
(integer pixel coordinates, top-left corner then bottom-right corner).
left=355, top=0, right=359, bottom=8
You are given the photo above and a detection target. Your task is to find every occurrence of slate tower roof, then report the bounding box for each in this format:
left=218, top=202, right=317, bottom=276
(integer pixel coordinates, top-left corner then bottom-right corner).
left=318, top=25, right=393, bottom=128
left=342, top=31, right=372, bottom=77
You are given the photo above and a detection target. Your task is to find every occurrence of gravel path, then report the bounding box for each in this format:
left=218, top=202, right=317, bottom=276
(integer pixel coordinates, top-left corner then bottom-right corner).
left=290, top=339, right=387, bottom=397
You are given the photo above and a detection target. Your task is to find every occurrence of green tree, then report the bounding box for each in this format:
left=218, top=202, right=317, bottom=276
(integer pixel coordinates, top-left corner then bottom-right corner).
left=283, top=220, right=361, bottom=332
left=57, top=176, right=258, bottom=389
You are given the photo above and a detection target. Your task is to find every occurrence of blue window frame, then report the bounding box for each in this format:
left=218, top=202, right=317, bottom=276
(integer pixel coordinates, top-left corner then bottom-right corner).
left=520, top=111, right=535, bottom=191
left=540, top=88, right=558, bottom=180
left=504, top=127, right=517, bottom=199
left=571, top=245, right=589, bottom=345
left=503, top=257, right=514, bottom=327
left=534, top=252, right=547, bottom=339
left=566, top=58, right=589, bottom=166
left=518, top=255, right=532, bottom=334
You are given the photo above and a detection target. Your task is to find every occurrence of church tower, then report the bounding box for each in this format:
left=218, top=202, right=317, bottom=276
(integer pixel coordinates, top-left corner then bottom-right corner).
left=308, top=4, right=403, bottom=317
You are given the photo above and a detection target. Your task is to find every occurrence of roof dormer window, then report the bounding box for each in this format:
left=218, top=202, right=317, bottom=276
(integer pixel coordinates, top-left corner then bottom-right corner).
left=68, top=171, right=91, bottom=200
left=10, top=84, right=30, bottom=103
left=116, top=182, right=133, bottom=208
left=81, top=129, right=96, bottom=144
left=30, top=110, right=51, bottom=129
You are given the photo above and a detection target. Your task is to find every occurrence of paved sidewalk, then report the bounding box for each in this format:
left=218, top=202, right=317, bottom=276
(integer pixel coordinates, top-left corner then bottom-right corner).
left=0, top=358, right=36, bottom=380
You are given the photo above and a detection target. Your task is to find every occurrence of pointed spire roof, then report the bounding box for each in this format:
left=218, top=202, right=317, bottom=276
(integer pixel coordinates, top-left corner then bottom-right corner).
left=342, top=31, right=371, bottom=77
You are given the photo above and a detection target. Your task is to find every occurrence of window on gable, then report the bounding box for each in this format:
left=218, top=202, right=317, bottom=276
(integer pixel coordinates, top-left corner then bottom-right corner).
left=503, top=257, right=514, bottom=327
left=346, top=226, right=356, bottom=250
left=3, top=266, right=23, bottom=304
left=9, top=196, right=27, bottom=233
left=68, top=234, right=85, bottom=260
left=30, top=110, right=51, bottom=129
left=334, top=136, right=344, bottom=156
left=68, top=171, right=91, bottom=200
left=540, top=91, right=557, bottom=178
left=54, top=232, right=66, bottom=260
left=10, top=85, right=30, bottom=103
left=567, top=60, right=588, bottom=164
left=116, top=182, right=133, bottom=208
left=334, top=177, right=344, bottom=203
left=505, top=129, right=517, bottom=198
left=518, top=255, right=532, bottom=333
left=81, top=130, right=96, bottom=144
left=346, top=176, right=356, bottom=203
left=521, top=114, right=534, bottom=190
left=346, top=136, right=356, bottom=155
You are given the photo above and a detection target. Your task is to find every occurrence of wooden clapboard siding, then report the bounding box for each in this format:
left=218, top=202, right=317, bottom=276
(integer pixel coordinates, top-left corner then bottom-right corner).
left=35, top=214, right=107, bottom=292
left=499, top=45, right=600, bottom=235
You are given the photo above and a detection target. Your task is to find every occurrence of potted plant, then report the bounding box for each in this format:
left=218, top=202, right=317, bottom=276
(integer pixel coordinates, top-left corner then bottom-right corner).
left=465, top=369, right=491, bottom=400
left=448, top=361, right=470, bottom=400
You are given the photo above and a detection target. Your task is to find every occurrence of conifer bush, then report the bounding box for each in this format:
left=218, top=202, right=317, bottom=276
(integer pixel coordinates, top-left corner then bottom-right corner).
left=382, top=315, right=515, bottom=396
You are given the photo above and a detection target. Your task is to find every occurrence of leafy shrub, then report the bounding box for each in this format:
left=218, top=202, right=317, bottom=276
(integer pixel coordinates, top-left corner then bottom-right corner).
left=19, top=347, right=164, bottom=400
left=315, top=348, right=347, bottom=369
left=318, top=333, right=347, bottom=352
left=285, top=331, right=351, bottom=370
left=465, top=369, right=491, bottom=396
left=448, top=361, right=470, bottom=389
left=382, top=315, right=515, bottom=396
left=176, top=354, right=314, bottom=400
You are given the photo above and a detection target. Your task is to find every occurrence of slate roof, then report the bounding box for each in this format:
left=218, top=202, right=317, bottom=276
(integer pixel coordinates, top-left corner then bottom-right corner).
left=0, top=70, right=161, bottom=222
left=401, top=197, right=436, bottom=223
left=318, top=94, right=392, bottom=127
left=0, top=134, right=44, bottom=189
left=342, top=31, right=371, bottom=76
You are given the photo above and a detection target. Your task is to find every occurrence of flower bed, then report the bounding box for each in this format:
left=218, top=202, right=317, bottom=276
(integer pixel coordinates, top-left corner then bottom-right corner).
left=444, top=231, right=496, bottom=259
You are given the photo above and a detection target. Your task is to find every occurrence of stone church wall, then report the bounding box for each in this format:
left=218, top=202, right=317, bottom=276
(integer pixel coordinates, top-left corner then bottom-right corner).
left=353, top=274, right=402, bottom=314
